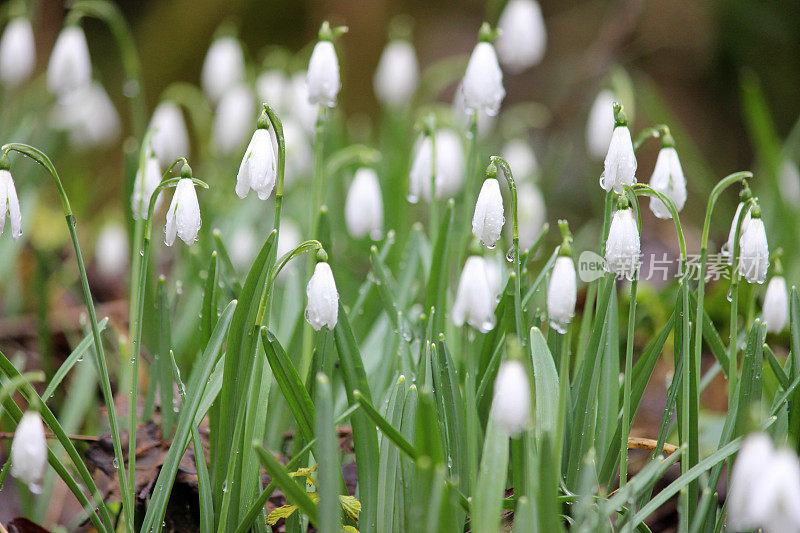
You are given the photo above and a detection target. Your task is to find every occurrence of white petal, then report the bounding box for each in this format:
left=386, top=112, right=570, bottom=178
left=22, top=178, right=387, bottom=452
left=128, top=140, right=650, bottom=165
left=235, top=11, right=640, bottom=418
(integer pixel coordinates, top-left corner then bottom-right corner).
left=236, top=129, right=277, bottom=200
left=5, top=173, right=21, bottom=240
left=764, top=276, right=789, bottom=333
left=462, top=41, right=505, bottom=116
left=648, top=147, right=686, bottom=219
left=605, top=209, right=640, bottom=280
left=46, top=26, right=91, bottom=96
left=11, top=411, right=47, bottom=492
left=172, top=179, right=201, bottom=245
left=472, top=178, right=505, bottom=248
left=374, top=40, right=419, bottom=107
left=600, top=126, right=637, bottom=193
left=490, top=360, right=531, bottom=436
left=496, top=0, right=547, bottom=73
left=345, top=167, right=384, bottom=240
left=306, top=40, right=340, bottom=107
left=738, top=218, right=769, bottom=284
left=0, top=18, right=35, bottom=88
left=305, top=262, right=339, bottom=330
left=201, top=36, right=244, bottom=103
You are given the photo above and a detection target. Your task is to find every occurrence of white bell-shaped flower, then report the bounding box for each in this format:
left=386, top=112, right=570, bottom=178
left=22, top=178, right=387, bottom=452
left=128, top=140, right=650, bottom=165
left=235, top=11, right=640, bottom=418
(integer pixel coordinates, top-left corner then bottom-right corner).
left=586, top=89, right=616, bottom=159
left=452, top=256, right=496, bottom=333
left=648, top=145, right=686, bottom=219
left=11, top=411, right=47, bottom=493
left=0, top=17, right=35, bottom=88
left=95, top=222, right=129, bottom=279
left=408, top=129, right=464, bottom=202
left=547, top=255, right=577, bottom=334
left=0, top=168, right=22, bottom=241
left=483, top=255, right=505, bottom=302
left=600, top=123, right=637, bottom=193
left=763, top=275, right=788, bottom=333
left=131, top=151, right=163, bottom=219
left=496, top=0, right=547, bottom=73
left=517, top=182, right=546, bottom=250
left=472, top=178, right=505, bottom=249
left=46, top=25, right=91, bottom=96
left=165, top=178, right=201, bottom=246
left=461, top=40, right=505, bottom=116
left=723, top=202, right=752, bottom=262
left=453, top=81, right=495, bottom=138
left=201, top=36, right=244, bottom=104
left=728, top=433, right=800, bottom=533
left=256, top=69, right=289, bottom=113
left=236, top=127, right=277, bottom=201
left=148, top=101, right=189, bottom=169
left=502, top=139, right=538, bottom=181
left=738, top=215, right=769, bottom=284
left=605, top=208, right=640, bottom=280
left=490, top=360, right=531, bottom=437
left=306, top=40, right=340, bottom=108
left=50, top=81, right=120, bottom=150
left=345, top=167, right=384, bottom=240
left=212, top=84, right=255, bottom=156
left=305, top=262, right=339, bottom=330
left=374, top=39, right=419, bottom=107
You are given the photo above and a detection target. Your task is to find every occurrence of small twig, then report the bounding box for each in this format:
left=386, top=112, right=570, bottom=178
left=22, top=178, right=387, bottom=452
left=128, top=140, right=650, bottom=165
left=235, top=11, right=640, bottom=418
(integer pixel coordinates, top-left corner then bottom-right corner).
left=628, top=437, right=679, bottom=456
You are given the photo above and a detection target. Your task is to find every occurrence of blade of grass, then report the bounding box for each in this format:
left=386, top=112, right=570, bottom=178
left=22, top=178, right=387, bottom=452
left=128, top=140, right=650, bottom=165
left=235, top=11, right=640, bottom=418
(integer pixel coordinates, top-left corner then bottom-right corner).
left=471, top=418, right=509, bottom=533
left=315, top=373, right=341, bottom=533
left=41, top=317, right=108, bottom=400
left=253, top=443, right=319, bottom=526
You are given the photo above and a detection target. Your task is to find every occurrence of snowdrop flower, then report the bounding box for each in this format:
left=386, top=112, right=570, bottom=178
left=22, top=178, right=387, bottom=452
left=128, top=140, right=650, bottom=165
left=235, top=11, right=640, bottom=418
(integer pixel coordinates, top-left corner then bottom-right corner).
left=148, top=101, right=189, bottom=168
left=461, top=26, right=505, bottom=116
left=256, top=69, right=289, bottom=113
left=517, top=182, right=546, bottom=250
left=0, top=162, right=22, bottom=241
left=723, top=201, right=752, bottom=262
left=472, top=178, right=505, bottom=249
left=307, top=23, right=343, bottom=108
left=453, top=82, right=495, bottom=138
left=586, top=89, right=616, bottom=159
left=374, top=39, right=419, bottom=107
left=452, top=256, right=496, bottom=333
left=502, top=139, right=538, bottom=181
left=282, top=118, right=312, bottom=186
left=236, top=117, right=277, bottom=200
left=305, top=261, right=338, bottom=330
left=780, top=158, right=800, bottom=206
left=599, top=105, right=636, bottom=193
left=496, top=0, right=547, bottom=73
left=483, top=254, right=505, bottom=301
left=490, top=360, right=531, bottom=437
left=738, top=210, right=769, bottom=284
left=95, top=223, right=129, bottom=279
left=11, top=411, right=47, bottom=493
left=605, top=206, right=640, bottom=280
left=728, top=433, right=800, bottom=533
left=0, top=17, right=35, bottom=88
left=131, top=150, right=163, bottom=219
left=289, top=72, right=318, bottom=135
left=648, top=139, right=686, bottom=219
left=51, top=81, right=120, bottom=150
left=763, top=275, right=788, bottom=333
left=547, top=255, right=577, bottom=334
left=345, top=167, right=383, bottom=240
left=408, top=129, right=464, bottom=202
left=47, top=25, right=91, bottom=97
left=213, top=84, right=255, bottom=156
left=201, top=35, right=244, bottom=104
left=165, top=178, right=201, bottom=246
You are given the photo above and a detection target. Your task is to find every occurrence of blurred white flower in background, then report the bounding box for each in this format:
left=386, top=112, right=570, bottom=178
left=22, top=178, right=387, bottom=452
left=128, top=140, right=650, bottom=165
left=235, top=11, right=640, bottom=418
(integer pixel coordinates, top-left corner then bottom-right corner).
left=282, top=118, right=312, bottom=187
left=95, top=223, right=129, bottom=279
left=51, top=81, right=120, bottom=150
left=408, top=129, right=465, bottom=202
left=586, top=89, right=616, bottom=160
left=502, top=139, right=538, bottom=181
left=516, top=182, right=546, bottom=250
left=256, top=69, right=289, bottom=113
left=763, top=275, right=788, bottom=333
left=780, top=158, right=800, bottom=206
left=496, top=0, right=547, bottom=73
left=490, top=360, right=531, bottom=436
left=374, top=39, right=419, bottom=108
left=307, top=39, right=340, bottom=108
left=149, top=101, right=190, bottom=168
left=0, top=17, right=35, bottom=88
left=345, top=167, right=384, bottom=240
left=201, top=35, right=245, bottom=104
left=47, top=25, right=91, bottom=97
left=11, top=411, right=47, bottom=494
left=131, top=150, right=163, bottom=219
left=289, top=72, right=318, bottom=135
left=213, top=84, right=255, bottom=156
left=452, top=256, right=496, bottom=333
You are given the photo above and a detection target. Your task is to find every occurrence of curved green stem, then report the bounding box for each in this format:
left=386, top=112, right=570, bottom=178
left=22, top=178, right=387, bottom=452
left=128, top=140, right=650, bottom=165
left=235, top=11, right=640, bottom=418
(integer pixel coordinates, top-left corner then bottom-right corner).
left=632, top=124, right=667, bottom=152
left=629, top=184, right=688, bottom=264
left=268, top=240, right=324, bottom=288
left=490, top=156, right=522, bottom=340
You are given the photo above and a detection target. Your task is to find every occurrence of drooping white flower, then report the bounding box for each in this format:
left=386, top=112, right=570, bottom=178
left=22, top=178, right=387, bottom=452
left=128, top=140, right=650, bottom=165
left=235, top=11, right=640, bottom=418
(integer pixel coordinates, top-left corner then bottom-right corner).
left=148, top=101, right=189, bottom=168
left=345, top=167, right=384, bottom=240
left=461, top=40, right=505, bottom=116
left=50, top=81, right=120, bottom=150
left=738, top=215, right=769, bottom=284
left=201, top=36, right=244, bottom=104
left=0, top=17, right=35, bottom=88
left=95, top=223, right=129, bottom=279
left=763, top=275, right=788, bottom=333
left=599, top=123, right=637, bottom=193
left=11, top=411, right=47, bottom=493
left=490, top=360, right=531, bottom=437
left=780, top=158, right=800, bottom=206
left=452, top=82, right=495, bottom=138
left=305, top=262, right=339, bottom=330
left=483, top=254, right=505, bottom=301
left=723, top=202, right=752, bottom=262
left=289, top=72, right=318, bottom=135
left=236, top=127, right=277, bottom=200
left=728, top=433, right=800, bottom=533
left=547, top=256, right=577, bottom=333
left=212, top=84, right=255, bottom=156
left=452, top=256, right=496, bottom=333
left=496, top=0, right=547, bottom=73
left=408, top=129, right=464, bottom=202
left=648, top=146, right=686, bottom=219
left=374, top=39, right=419, bottom=107
left=165, top=178, right=201, bottom=246
left=256, top=69, right=289, bottom=113
left=131, top=151, right=163, bottom=219
left=306, top=40, right=340, bottom=107
left=586, top=89, right=616, bottom=159
left=605, top=208, right=640, bottom=280
left=472, top=178, right=505, bottom=249
left=46, top=25, right=91, bottom=96
left=517, top=182, right=546, bottom=250
left=0, top=168, right=22, bottom=241
left=502, top=139, right=538, bottom=181
left=282, top=117, right=312, bottom=187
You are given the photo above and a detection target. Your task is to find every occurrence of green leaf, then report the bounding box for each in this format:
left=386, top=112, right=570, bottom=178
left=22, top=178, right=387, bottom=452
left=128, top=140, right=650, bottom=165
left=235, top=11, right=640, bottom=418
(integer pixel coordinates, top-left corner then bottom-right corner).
left=424, top=199, right=454, bottom=335
left=315, top=373, right=342, bottom=533
left=355, top=389, right=420, bottom=461
left=156, top=276, right=175, bottom=437
left=530, top=327, right=559, bottom=438
left=254, top=443, right=319, bottom=526
left=42, top=317, right=108, bottom=400
left=432, top=338, right=468, bottom=498
left=470, top=417, right=509, bottom=533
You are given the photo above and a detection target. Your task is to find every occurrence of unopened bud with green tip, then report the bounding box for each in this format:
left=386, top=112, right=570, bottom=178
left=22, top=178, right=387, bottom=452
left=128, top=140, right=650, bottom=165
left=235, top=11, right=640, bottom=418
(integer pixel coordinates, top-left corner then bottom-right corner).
left=600, top=102, right=637, bottom=193
left=307, top=22, right=346, bottom=108
left=548, top=220, right=576, bottom=333
left=462, top=23, right=505, bottom=116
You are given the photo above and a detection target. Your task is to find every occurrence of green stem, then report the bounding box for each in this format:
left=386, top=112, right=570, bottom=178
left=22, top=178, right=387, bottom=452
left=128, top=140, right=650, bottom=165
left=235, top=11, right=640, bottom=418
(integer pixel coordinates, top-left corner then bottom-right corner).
left=619, top=276, right=638, bottom=488
left=726, top=199, right=754, bottom=404
left=555, top=326, right=572, bottom=481
left=312, top=107, right=327, bottom=232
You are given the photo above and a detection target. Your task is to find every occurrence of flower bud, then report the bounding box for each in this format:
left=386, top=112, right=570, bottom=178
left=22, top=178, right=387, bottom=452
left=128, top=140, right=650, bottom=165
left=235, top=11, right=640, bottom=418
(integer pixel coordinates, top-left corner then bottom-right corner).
left=452, top=256, right=496, bottom=333
left=0, top=17, right=35, bottom=88
left=212, top=84, right=255, bottom=156
left=490, top=360, right=531, bottom=437
left=149, top=101, right=190, bottom=169
left=461, top=40, right=505, bottom=116
left=305, top=262, right=339, bottom=330
left=586, top=89, right=616, bottom=159
left=11, top=411, right=47, bottom=493
left=0, top=168, right=22, bottom=240
left=236, top=127, right=277, bottom=201
left=201, top=36, right=244, bottom=104
left=599, top=122, right=637, bottom=193
left=547, top=256, right=577, bottom=333
left=374, top=39, right=419, bottom=107
left=605, top=207, right=640, bottom=280
left=345, top=167, right=384, bottom=240
left=408, top=129, right=464, bottom=202
left=131, top=151, right=163, bottom=219
left=502, top=139, right=538, bottom=181
left=47, top=25, right=91, bottom=96
left=95, top=222, right=128, bottom=279
left=306, top=40, right=340, bottom=107
left=496, top=0, right=547, bottom=73
left=165, top=178, right=201, bottom=246
left=738, top=215, right=769, bottom=284
left=517, top=182, right=546, bottom=251
left=763, top=275, right=788, bottom=333
left=648, top=146, right=686, bottom=219
left=472, top=178, right=505, bottom=249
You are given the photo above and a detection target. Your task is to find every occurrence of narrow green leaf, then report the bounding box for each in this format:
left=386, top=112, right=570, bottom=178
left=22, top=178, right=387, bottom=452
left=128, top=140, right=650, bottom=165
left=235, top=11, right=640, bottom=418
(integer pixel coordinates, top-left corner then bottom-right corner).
left=432, top=337, right=468, bottom=497
left=470, top=418, right=509, bottom=533
left=377, top=375, right=407, bottom=532
left=156, top=276, right=175, bottom=437
left=530, top=327, right=559, bottom=437
left=42, top=317, right=108, bottom=400
left=355, top=389, right=420, bottom=461
left=424, top=199, right=454, bottom=335
left=315, top=373, right=341, bottom=533
left=764, top=343, right=790, bottom=390
left=253, top=443, right=319, bottom=526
